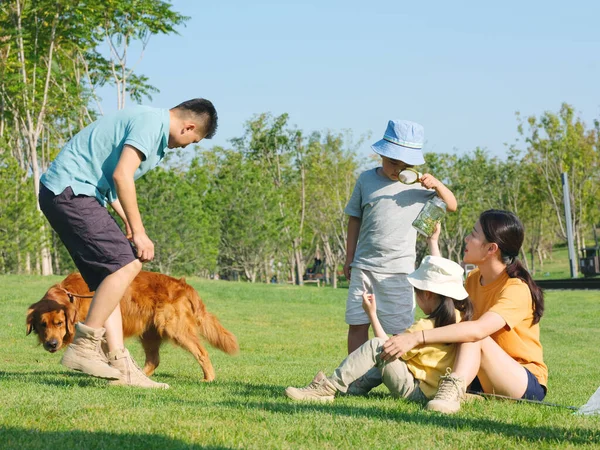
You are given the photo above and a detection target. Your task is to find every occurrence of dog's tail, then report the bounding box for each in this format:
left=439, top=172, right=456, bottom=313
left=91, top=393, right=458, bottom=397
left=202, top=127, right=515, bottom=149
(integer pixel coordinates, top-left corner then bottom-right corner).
left=185, top=284, right=239, bottom=355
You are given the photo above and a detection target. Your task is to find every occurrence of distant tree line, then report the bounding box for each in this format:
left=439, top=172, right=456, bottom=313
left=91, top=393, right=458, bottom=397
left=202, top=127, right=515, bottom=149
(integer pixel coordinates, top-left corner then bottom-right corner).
left=1, top=1, right=599, bottom=284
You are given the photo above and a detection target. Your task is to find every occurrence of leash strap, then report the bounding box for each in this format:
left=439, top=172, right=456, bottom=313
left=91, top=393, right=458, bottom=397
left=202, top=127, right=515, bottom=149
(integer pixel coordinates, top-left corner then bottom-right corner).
left=60, top=288, right=95, bottom=303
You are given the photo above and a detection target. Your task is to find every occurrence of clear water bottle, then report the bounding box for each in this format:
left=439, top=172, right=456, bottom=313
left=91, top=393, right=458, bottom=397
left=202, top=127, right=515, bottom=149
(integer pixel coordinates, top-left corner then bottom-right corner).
left=412, top=196, right=447, bottom=237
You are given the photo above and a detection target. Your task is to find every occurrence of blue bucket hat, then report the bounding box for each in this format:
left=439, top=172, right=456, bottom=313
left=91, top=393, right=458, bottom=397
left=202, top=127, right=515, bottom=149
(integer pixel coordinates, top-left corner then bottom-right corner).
left=371, top=120, right=425, bottom=165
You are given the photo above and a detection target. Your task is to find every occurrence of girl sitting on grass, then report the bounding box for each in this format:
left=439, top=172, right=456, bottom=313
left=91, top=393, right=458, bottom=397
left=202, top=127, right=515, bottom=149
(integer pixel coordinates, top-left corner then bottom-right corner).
left=380, top=209, right=547, bottom=414
left=285, top=232, right=473, bottom=403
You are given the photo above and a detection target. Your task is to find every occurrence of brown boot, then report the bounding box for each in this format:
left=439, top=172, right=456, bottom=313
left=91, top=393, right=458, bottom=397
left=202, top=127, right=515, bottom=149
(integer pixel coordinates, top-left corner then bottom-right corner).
left=107, top=348, right=170, bottom=389
left=60, top=322, right=122, bottom=379
left=426, top=368, right=466, bottom=414
left=284, top=371, right=337, bottom=402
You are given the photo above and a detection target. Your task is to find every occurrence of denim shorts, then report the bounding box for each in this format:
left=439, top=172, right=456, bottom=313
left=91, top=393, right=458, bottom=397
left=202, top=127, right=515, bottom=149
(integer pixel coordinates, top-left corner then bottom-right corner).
left=39, top=184, right=136, bottom=291
left=468, top=368, right=547, bottom=401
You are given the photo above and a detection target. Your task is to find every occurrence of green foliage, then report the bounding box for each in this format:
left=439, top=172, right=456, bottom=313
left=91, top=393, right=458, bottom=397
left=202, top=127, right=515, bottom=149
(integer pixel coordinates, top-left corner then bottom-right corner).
left=0, top=152, right=43, bottom=272
left=135, top=162, right=220, bottom=276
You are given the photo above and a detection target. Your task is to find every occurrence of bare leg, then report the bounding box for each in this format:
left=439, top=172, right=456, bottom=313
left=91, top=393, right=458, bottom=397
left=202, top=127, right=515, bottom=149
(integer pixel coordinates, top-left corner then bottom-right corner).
left=347, top=324, right=370, bottom=354
left=85, top=259, right=141, bottom=329
left=452, top=337, right=529, bottom=398
left=103, top=304, right=124, bottom=353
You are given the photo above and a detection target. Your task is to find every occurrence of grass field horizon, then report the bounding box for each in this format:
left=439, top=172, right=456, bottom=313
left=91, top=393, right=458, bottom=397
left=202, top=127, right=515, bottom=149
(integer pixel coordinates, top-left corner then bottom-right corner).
left=1, top=275, right=599, bottom=449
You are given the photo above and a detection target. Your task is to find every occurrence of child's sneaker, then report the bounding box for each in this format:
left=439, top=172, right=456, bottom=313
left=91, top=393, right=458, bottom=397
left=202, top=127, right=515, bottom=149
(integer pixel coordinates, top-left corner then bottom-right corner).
left=285, top=371, right=337, bottom=402
left=426, top=368, right=466, bottom=414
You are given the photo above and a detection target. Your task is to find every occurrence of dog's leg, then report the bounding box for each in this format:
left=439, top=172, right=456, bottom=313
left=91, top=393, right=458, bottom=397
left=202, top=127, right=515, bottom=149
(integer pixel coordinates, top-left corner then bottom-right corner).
left=171, top=330, right=216, bottom=382
left=140, top=328, right=162, bottom=377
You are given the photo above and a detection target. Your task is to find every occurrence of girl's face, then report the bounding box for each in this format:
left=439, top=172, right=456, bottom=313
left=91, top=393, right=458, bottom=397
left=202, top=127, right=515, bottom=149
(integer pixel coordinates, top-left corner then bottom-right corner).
left=463, top=220, right=494, bottom=265
left=415, top=290, right=438, bottom=315
left=380, top=156, right=411, bottom=181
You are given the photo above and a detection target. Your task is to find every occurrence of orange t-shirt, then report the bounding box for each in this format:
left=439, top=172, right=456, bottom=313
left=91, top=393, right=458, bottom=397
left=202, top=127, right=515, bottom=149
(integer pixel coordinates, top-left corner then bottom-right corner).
left=465, top=268, right=548, bottom=387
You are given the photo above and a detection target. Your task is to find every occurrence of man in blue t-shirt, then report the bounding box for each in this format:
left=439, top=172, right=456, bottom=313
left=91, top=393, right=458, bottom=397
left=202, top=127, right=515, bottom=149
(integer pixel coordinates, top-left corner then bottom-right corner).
left=39, top=98, right=218, bottom=388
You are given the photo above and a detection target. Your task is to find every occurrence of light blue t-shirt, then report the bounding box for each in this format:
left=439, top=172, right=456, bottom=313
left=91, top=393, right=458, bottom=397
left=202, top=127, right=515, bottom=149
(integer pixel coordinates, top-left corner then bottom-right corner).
left=344, top=168, right=436, bottom=274
left=41, top=106, right=170, bottom=205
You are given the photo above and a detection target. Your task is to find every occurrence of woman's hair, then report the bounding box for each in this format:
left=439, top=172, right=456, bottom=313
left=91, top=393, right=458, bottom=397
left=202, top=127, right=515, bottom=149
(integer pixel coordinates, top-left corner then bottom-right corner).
left=479, top=209, right=544, bottom=324
left=415, top=288, right=473, bottom=328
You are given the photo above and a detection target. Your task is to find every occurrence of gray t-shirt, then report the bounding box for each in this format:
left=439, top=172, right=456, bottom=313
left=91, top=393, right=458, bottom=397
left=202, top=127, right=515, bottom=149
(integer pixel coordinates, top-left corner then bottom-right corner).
left=344, top=168, right=436, bottom=274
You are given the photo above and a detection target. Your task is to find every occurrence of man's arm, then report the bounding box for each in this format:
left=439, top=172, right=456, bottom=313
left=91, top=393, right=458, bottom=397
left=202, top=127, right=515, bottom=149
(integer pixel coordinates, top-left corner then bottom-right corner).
left=109, top=198, right=132, bottom=240
left=113, top=144, right=154, bottom=262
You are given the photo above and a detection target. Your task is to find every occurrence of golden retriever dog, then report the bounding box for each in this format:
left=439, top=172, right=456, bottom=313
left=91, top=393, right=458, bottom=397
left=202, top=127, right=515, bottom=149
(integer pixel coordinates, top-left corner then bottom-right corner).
left=26, top=271, right=239, bottom=381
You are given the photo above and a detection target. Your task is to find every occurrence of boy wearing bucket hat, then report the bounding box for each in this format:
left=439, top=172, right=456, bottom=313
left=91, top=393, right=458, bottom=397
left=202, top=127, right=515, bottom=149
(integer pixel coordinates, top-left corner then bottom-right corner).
left=343, top=120, right=457, bottom=363
left=285, top=251, right=473, bottom=403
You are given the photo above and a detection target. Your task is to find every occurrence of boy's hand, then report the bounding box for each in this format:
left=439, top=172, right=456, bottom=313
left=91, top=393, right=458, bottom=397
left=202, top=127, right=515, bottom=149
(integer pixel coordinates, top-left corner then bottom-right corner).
left=419, top=173, right=441, bottom=190
left=343, top=261, right=352, bottom=280
left=362, top=292, right=377, bottom=316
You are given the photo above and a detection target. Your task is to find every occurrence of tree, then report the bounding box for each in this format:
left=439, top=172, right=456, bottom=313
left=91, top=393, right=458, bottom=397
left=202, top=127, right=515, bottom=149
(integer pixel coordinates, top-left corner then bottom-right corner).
left=520, top=104, right=600, bottom=267
left=304, top=131, right=360, bottom=288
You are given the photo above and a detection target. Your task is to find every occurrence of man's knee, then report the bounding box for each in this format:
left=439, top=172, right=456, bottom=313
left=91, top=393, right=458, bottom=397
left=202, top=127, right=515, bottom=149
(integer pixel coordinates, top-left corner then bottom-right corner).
left=118, top=259, right=142, bottom=278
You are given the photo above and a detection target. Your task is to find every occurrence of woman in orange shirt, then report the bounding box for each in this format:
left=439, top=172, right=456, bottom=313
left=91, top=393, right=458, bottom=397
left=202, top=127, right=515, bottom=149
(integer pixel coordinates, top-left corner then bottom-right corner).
left=380, top=209, right=547, bottom=414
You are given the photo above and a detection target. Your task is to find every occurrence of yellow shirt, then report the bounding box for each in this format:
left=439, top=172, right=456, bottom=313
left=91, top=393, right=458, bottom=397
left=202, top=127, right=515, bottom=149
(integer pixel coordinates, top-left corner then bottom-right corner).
left=465, top=268, right=548, bottom=387
left=401, top=311, right=461, bottom=399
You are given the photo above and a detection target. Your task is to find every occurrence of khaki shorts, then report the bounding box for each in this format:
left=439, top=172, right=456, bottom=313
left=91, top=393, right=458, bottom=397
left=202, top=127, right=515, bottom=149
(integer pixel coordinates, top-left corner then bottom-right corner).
left=345, top=268, right=415, bottom=335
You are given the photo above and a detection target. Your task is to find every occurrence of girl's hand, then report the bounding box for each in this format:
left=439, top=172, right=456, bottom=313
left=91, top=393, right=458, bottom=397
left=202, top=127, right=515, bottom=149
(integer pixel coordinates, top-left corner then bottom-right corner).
left=379, top=332, right=420, bottom=361
left=362, top=292, right=377, bottom=316
left=428, top=222, right=441, bottom=243
left=419, top=173, right=441, bottom=190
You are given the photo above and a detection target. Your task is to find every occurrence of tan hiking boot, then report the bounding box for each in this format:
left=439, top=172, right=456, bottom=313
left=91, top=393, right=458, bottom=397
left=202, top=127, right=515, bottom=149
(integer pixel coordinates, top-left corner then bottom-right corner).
left=107, top=348, right=170, bottom=389
left=60, top=322, right=122, bottom=379
left=285, top=371, right=337, bottom=402
left=426, top=368, right=466, bottom=414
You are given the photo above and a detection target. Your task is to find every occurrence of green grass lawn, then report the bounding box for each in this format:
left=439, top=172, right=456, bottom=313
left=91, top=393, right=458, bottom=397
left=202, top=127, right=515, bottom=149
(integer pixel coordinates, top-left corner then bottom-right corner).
left=1, top=275, right=599, bottom=449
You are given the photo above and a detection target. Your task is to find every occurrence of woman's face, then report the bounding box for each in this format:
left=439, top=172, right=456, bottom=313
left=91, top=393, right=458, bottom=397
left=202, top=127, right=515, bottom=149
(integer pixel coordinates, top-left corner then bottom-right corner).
left=463, top=220, right=491, bottom=265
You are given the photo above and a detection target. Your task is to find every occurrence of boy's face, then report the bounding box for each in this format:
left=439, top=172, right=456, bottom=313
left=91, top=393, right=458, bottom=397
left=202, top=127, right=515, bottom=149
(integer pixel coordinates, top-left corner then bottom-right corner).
left=380, top=156, right=412, bottom=181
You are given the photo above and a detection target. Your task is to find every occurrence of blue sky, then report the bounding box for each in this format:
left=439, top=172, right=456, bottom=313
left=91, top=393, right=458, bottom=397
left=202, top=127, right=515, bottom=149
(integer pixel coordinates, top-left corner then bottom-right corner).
left=98, top=0, right=600, bottom=160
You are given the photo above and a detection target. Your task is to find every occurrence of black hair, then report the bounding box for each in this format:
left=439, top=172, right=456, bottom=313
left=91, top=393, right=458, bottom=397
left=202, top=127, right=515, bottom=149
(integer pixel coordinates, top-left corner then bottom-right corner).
left=479, top=209, right=544, bottom=324
left=415, top=288, right=473, bottom=328
left=172, top=98, right=218, bottom=139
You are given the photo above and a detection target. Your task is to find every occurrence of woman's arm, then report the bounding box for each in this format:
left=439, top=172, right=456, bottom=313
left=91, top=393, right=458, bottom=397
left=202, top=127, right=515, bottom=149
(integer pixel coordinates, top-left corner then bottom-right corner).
left=379, top=311, right=506, bottom=362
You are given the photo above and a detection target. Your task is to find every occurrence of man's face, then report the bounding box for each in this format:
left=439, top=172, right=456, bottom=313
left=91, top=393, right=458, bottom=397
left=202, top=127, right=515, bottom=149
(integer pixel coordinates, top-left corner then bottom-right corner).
left=380, top=156, right=411, bottom=181
left=168, top=125, right=205, bottom=149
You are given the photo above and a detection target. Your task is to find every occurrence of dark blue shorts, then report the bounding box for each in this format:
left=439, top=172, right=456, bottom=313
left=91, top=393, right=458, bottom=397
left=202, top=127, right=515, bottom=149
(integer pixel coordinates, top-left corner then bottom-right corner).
left=39, top=184, right=136, bottom=291
left=468, top=368, right=546, bottom=401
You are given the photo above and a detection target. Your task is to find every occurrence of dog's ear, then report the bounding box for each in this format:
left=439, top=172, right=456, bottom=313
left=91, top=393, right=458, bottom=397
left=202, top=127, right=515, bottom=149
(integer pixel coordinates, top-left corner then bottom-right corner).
left=63, top=303, right=77, bottom=337
left=26, top=308, right=36, bottom=335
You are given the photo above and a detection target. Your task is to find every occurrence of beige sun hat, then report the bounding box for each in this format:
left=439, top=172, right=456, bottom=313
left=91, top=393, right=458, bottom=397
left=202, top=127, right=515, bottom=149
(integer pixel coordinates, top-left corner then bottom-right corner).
left=407, top=255, right=469, bottom=300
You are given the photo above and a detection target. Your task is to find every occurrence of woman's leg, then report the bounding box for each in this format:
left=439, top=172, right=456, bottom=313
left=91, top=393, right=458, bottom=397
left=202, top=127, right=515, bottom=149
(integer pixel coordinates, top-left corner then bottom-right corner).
left=427, top=337, right=528, bottom=413
left=475, top=337, right=529, bottom=397
left=451, top=337, right=528, bottom=398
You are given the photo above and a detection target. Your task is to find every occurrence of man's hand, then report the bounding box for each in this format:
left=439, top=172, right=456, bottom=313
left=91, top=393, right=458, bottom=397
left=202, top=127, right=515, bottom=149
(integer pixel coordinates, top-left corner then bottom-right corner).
left=379, top=332, right=420, bottom=362
left=132, top=231, right=154, bottom=262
